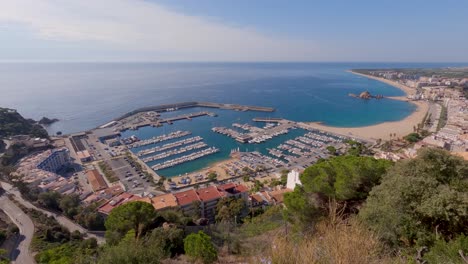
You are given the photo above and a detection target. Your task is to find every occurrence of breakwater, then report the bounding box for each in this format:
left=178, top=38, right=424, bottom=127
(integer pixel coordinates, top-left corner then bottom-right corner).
left=115, top=101, right=275, bottom=121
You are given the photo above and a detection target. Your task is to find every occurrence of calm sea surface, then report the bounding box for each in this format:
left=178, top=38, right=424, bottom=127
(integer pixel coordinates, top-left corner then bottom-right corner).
left=1, top=62, right=464, bottom=176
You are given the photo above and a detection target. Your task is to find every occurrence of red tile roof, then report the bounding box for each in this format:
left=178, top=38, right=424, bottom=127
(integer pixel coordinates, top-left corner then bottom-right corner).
left=250, top=194, right=263, bottom=204
left=217, top=183, right=249, bottom=195
left=137, top=193, right=179, bottom=210
left=98, top=192, right=138, bottom=215
left=234, top=184, right=249, bottom=193
left=217, top=183, right=236, bottom=191
left=174, top=189, right=200, bottom=206
left=197, top=186, right=223, bottom=202
left=269, top=189, right=292, bottom=204
left=86, top=169, right=108, bottom=192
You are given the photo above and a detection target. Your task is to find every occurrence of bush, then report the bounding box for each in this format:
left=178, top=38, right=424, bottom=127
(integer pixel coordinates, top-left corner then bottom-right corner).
left=359, top=148, right=468, bottom=248
left=424, top=235, right=468, bottom=264
left=403, top=133, right=422, bottom=143
left=184, top=231, right=218, bottom=264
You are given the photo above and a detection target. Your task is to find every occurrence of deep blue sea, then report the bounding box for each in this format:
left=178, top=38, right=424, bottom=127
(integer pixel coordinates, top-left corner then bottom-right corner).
left=1, top=62, right=465, bottom=176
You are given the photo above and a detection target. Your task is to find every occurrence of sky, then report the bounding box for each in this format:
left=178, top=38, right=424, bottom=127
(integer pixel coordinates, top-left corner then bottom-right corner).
left=0, top=0, right=467, bottom=62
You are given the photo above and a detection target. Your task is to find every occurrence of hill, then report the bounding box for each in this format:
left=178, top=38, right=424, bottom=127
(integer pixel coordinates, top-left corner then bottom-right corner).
left=0, top=108, right=49, bottom=139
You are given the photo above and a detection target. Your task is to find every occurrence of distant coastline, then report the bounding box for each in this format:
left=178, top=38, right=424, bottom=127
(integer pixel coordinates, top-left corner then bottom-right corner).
left=306, top=70, right=429, bottom=141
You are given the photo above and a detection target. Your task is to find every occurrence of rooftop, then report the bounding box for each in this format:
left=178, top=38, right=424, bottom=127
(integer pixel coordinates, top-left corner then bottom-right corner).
left=174, top=189, right=200, bottom=206
left=197, top=186, right=223, bottom=202
left=98, top=192, right=138, bottom=215
left=86, top=169, right=108, bottom=192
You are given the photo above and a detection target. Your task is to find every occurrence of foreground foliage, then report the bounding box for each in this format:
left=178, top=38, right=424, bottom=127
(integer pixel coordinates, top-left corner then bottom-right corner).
left=260, top=216, right=390, bottom=264
left=184, top=231, right=218, bottom=264
left=105, top=201, right=157, bottom=244
left=284, top=155, right=392, bottom=231
left=359, top=148, right=468, bottom=249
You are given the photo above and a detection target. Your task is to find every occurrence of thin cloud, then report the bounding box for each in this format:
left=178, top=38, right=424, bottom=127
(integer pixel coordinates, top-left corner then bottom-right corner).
left=0, top=0, right=318, bottom=61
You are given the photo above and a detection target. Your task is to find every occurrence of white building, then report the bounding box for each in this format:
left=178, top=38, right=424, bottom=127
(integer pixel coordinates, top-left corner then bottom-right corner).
left=36, top=148, right=70, bottom=173
left=286, top=169, right=303, bottom=190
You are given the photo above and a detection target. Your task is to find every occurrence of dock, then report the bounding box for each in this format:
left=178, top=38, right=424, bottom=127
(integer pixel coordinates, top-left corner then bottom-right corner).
left=212, top=121, right=295, bottom=144
left=151, top=147, right=220, bottom=171
left=115, top=101, right=275, bottom=121
left=126, top=130, right=192, bottom=148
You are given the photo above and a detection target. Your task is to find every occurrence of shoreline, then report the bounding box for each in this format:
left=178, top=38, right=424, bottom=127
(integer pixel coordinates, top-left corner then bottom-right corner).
left=306, top=71, right=429, bottom=141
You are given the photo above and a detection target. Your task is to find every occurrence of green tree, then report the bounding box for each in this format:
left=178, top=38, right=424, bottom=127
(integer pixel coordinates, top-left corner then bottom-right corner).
left=105, top=201, right=157, bottom=245
left=184, top=231, right=218, bottom=264
left=207, top=172, right=217, bottom=181
left=75, top=203, right=105, bottom=230
left=359, top=148, right=468, bottom=248
left=216, top=197, right=245, bottom=223
left=191, top=200, right=202, bottom=219
left=251, top=180, right=264, bottom=192
left=98, top=234, right=165, bottom=264
left=403, top=132, right=422, bottom=143
left=326, top=145, right=337, bottom=155
left=299, top=155, right=392, bottom=201
left=284, top=155, right=392, bottom=231
left=59, top=194, right=81, bottom=218
left=280, top=169, right=289, bottom=185
left=37, top=191, right=62, bottom=211
left=424, top=235, right=468, bottom=264
left=0, top=249, right=9, bottom=264
left=147, top=227, right=185, bottom=257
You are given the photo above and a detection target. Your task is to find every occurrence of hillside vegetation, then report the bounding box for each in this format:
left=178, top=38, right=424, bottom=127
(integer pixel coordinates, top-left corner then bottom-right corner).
left=27, top=148, right=468, bottom=263
left=0, top=107, right=49, bottom=138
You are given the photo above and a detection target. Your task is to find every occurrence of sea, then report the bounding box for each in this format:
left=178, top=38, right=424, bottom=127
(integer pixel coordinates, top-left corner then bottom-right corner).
left=1, top=62, right=465, bottom=176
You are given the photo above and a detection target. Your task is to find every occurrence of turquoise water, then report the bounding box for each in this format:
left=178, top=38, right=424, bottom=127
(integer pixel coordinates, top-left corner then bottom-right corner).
left=1, top=62, right=465, bottom=176
left=121, top=108, right=308, bottom=176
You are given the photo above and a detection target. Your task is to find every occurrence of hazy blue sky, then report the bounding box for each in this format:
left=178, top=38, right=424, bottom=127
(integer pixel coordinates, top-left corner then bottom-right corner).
left=1, top=0, right=467, bottom=62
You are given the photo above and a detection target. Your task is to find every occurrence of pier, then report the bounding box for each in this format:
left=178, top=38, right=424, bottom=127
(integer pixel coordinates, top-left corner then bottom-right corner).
left=136, top=136, right=203, bottom=157
left=115, top=101, right=275, bottom=121
left=120, top=111, right=215, bottom=131
left=126, top=130, right=191, bottom=148
left=151, top=147, right=220, bottom=171
left=212, top=121, right=295, bottom=144
left=141, top=142, right=208, bottom=163
left=252, top=117, right=284, bottom=123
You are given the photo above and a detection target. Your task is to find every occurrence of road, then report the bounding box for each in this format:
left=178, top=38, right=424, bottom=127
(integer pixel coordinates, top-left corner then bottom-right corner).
left=0, top=181, right=105, bottom=244
left=0, top=195, right=35, bottom=264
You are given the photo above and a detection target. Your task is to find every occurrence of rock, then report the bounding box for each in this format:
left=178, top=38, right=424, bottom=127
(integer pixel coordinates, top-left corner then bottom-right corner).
left=38, top=117, right=59, bottom=125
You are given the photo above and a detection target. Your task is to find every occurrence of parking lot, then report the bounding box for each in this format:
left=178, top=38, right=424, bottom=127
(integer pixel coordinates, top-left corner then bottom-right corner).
left=109, top=157, right=156, bottom=195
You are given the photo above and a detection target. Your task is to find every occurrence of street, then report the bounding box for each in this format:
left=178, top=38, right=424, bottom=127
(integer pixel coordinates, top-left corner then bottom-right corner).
left=0, top=195, right=35, bottom=264
left=0, top=181, right=105, bottom=244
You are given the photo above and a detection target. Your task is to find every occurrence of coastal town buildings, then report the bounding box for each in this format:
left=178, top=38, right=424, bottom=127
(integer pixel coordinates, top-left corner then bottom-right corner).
left=36, top=148, right=70, bottom=173
left=86, top=169, right=108, bottom=192
left=13, top=148, right=83, bottom=196
left=361, top=70, right=467, bottom=158
left=286, top=169, right=303, bottom=190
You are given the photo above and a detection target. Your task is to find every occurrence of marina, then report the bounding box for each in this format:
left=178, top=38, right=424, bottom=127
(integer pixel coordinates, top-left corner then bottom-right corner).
left=212, top=121, right=296, bottom=143
left=136, top=136, right=203, bottom=157
left=90, top=100, right=367, bottom=178
left=126, top=130, right=192, bottom=148
left=141, top=142, right=208, bottom=163
left=151, top=147, right=220, bottom=171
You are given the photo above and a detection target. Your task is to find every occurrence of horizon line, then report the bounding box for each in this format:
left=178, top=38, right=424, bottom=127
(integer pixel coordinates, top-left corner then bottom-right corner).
left=0, top=60, right=468, bottom=64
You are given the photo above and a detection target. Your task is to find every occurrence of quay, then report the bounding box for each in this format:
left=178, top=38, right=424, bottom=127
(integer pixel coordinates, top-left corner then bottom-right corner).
left=253, top=117, right=284, bottom=123
left=115, top=101, right=275, bottom=121
left=120, top=111, right=215, bottom=131
left=160, top=111, right=213, bottom=124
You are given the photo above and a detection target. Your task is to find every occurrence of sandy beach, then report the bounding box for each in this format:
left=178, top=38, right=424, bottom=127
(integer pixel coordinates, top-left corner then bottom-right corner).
left=306, top=71, right=429, bottom=141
